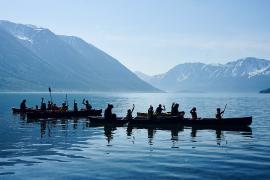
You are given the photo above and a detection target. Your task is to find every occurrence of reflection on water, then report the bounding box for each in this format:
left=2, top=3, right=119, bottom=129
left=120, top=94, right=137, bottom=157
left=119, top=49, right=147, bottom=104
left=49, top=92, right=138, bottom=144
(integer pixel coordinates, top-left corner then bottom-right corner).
left=1, top=92, right=270, bottom=179
left=33, top=117, right=253, bottom=146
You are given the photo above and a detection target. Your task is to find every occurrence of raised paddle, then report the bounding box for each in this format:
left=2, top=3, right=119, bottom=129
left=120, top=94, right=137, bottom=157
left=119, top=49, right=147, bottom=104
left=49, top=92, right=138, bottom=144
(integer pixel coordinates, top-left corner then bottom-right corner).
left=222, top=104, right=227, bottom=117
left=48, top=87, right=53, bottom=104
left=65, top=94, right=69, bottom=108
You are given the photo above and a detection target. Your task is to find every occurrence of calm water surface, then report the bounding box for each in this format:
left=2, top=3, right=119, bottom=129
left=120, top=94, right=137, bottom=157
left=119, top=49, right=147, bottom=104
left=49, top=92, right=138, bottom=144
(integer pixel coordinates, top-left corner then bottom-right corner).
left=0, top=92, right=270, bottom=179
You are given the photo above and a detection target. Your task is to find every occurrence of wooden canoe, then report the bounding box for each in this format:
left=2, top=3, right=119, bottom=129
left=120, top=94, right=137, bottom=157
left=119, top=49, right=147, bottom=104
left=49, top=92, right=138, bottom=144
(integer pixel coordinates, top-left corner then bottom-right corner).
left=27, top=109, right=102, bottom=119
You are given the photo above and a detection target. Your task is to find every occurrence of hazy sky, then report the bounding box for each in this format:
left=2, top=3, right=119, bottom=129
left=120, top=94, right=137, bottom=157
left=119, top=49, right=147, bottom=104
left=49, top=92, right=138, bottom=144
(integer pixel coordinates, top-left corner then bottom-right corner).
left=0, top=0, right=270, bottom=75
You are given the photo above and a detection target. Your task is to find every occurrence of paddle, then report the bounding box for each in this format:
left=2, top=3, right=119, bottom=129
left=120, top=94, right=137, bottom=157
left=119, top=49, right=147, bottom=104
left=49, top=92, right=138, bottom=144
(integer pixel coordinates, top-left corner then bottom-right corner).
left=48, top=87, right=53, bottom=104
left=222, top=104, right=227, bottom=117
left=65, top=94, right=68, bottom=108
left=131, top=104, right=135, bottom=113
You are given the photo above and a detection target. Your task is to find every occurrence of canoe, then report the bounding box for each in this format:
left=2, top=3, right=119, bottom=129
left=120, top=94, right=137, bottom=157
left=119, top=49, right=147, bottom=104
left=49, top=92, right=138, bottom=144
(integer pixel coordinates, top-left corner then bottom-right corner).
left=137, top=112, right=172, bottom=117
left=130, top=116, right=252, bottom=127
left=12, top=107, right=38, bottom=114
left=190, top=125, right=252, bottom=132
left=132, top=116, right=181, bottom=124
left=27, top=109, right=102, bottom=119
left=181, top=117, right=252, bottom=127
left=88, top=116, right=129, bottom=126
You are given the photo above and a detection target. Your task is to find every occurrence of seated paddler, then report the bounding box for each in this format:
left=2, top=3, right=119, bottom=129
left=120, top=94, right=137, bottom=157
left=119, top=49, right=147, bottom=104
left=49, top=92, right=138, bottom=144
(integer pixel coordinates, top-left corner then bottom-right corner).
left=171, top=103, right=185, bottom=118
left=61, top=102, right=68, bottom=112
left=216, top=108, right=225, bottom=119
left=82, top=99, right=92, bottom=111
left=190, top=107, right=197, bottom=120
left=155, top=104, right=165, bottom=115
left=126, top=104, right=135, bottom=120
left=20, top=99, right=27, bottom=111
left=40, top=98, right=47, bottom=111
left=104, top=104, right=116, bottom=120
left=148, top=105, right=154, bottom=120
left=171, top=103, right=179, bottom=115
left=73, top=100, right=78, bottom=112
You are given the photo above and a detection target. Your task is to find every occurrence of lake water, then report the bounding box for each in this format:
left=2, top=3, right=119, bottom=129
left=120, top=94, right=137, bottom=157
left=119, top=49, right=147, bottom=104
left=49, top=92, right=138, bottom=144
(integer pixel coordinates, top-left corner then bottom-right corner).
left=0, top=92, right=270, bottom=179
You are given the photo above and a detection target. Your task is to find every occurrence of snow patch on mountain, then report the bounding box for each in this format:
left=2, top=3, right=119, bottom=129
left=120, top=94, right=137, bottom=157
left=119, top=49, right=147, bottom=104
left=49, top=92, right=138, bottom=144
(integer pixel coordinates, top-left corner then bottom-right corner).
left=16, top=35, right=33, bottom=43
left=248, top=65, right=270, bottom=78
left=177, top=74, right=189, bottom=82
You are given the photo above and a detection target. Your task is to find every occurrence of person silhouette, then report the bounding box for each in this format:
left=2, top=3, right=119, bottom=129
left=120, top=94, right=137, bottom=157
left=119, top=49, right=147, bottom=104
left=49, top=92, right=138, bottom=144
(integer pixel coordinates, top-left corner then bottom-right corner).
left=190, top=107, right=197, bottom=120
left=104, top=104, right=116, bottom=120
left=82, top=99, right=92, bottom=111
left=126, top=104, right=135, bottom=120
left=155, top=104, right=165, bottom=115
left=148, top=105, right=154, bottom=120
left=20, top=99, right=27, bottom=111
left=216, top=108, right=225, bottom=119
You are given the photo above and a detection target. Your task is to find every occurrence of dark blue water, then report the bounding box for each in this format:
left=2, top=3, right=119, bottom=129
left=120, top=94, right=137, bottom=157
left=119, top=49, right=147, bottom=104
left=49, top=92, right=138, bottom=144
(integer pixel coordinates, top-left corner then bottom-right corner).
left=0, top=92, right=270, bottom=179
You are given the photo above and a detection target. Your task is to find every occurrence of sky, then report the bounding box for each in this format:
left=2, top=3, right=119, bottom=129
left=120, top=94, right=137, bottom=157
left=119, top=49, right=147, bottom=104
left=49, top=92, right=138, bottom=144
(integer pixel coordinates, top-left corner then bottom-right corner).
left=0, top=0, right=270, bottom=75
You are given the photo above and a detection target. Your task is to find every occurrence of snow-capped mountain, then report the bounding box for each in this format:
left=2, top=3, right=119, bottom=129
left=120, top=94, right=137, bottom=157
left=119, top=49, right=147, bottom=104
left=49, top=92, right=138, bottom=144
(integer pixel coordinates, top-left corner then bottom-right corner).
left=0, top=20, right=160, bottom=92
left=136, top=57, right=270, bottom=92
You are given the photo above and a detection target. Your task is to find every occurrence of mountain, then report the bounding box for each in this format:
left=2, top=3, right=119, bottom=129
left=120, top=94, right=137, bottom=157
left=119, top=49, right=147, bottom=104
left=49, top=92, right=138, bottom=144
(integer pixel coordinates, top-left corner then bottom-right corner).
left=0, top=20, right=160, bottom=92
left=0, top=26, right=68, bottom=91
left=134, top=71, right=153, bottom=82
left=59, top=36, right=160, bottom=91
left=137, top=57, right=270, bottom=92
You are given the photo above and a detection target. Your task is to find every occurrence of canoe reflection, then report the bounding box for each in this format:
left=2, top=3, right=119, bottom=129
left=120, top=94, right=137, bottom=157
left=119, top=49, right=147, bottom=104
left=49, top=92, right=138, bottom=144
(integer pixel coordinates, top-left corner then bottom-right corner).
left=127, top=123, right=184, bottom=139
left=104, top=125, right=117, bottom=144
left=27, top=118, right=253, bottom=143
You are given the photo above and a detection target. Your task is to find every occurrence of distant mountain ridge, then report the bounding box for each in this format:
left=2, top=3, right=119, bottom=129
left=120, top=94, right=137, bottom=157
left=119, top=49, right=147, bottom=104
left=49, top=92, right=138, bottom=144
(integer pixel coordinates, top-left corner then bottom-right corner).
left=0, top=20, right=160, bottom=92
left=135, top=57, right=270, bottom=92
left=260, top=88, right=270, bottom=93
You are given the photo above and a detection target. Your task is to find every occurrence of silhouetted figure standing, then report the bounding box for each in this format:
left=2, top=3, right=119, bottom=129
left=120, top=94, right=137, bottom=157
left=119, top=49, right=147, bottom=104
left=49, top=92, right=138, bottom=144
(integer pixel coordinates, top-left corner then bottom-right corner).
left=104, top=104, right=116, bottom=120
left=20, top=99, right=27, bottom=111
left=216, top=108, right=225, bottom=119
left=126, top=104, right=135, bottom=120
left=148, top=105, right=154, bottom=120
left=190, top=107, right=197, bottom=120
left=156, top=104, right=165, bottom=115
left=83, top=99, right=92, bottom=111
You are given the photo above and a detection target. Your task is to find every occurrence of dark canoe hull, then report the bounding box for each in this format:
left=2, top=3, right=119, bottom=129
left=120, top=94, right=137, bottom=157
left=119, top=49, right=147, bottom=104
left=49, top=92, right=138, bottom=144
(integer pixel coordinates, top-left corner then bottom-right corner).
left=27, top=109, right=102, bottom=119
left=12, top=108, right=38, bottom=114
left=182, top=117, right=252, bottom=127
left=190, top=125, right=252, bottom=132
left=88, top=116, right=129, bottom=126
left=132, top=116, right=181, bottom=124
left=129, top=116, right=252, bottom=127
